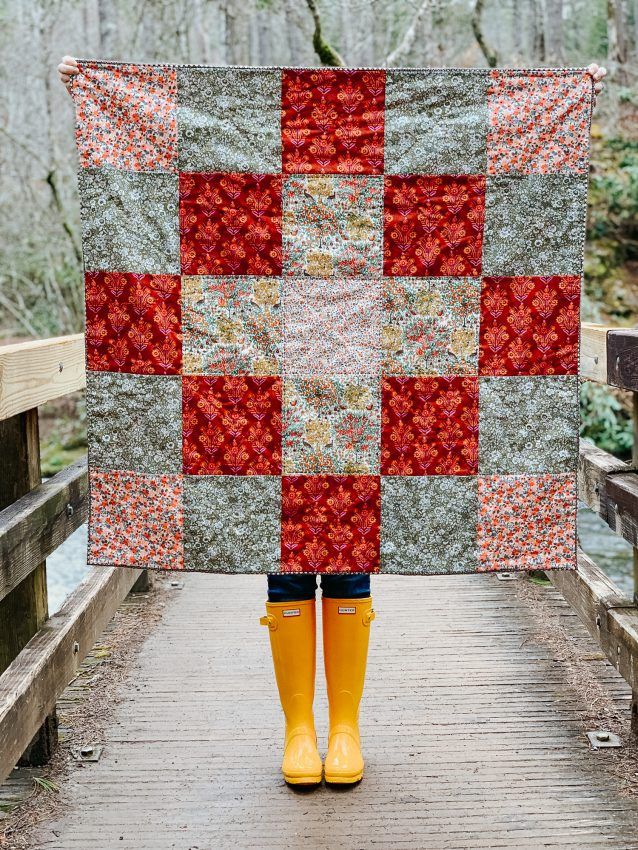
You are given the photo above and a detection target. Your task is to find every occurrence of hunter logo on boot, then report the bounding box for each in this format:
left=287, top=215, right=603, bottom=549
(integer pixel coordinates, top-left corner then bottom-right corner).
left=338, top=606, right=356, bottom=614
left=282, top=608, right=301, bottom=617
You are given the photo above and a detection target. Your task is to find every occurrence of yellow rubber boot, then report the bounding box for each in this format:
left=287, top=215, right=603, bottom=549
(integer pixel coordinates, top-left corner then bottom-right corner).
left=322, top=596, right=375, bottom=784
left=260, top=599, right=323, bottom=785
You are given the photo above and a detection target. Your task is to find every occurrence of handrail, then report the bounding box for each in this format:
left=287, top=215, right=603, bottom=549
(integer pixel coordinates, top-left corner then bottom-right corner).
left=0, top=457, right=88, bottom=603
left=580, top=322, right=638, bottom=390
left=0, top=333, right=85, bottom=420
left=0, top=322, right=634, bottom=419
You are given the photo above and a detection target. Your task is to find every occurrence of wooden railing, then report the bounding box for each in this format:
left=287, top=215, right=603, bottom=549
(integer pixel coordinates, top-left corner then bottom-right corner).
left=559, top=322, right=638, bottom=735
left=0, top=334, right=148, bottom=781
left=0, top=326, right=637, bottom=782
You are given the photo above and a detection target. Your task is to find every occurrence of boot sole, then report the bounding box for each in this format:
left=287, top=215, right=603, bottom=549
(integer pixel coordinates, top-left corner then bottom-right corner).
left=324, top=772, right=363, bottom=785
left=284, top=774, right=323, bottom=786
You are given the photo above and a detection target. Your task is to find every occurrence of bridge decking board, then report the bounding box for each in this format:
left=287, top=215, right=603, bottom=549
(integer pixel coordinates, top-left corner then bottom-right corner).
left=23, top=572, right=638, bottom=850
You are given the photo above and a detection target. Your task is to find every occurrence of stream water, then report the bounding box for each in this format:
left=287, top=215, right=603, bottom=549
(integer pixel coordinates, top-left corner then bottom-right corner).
left=45, top=505, right=635, bottom=614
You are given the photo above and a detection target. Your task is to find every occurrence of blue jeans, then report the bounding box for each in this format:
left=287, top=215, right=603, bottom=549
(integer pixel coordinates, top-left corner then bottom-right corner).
left=267, top=574, right=371, bottom=602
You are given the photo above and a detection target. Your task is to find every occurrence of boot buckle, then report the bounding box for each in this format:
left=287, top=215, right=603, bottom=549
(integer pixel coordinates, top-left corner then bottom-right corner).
left=363, top=609, right=375, bottom=626
left=260, top=614, right=278, bottom=630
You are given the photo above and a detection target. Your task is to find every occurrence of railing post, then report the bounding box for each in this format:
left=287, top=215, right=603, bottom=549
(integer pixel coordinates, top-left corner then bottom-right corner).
left=0, top=409, right=58, bottom=764
left=131, top=569, right=154, bottom=593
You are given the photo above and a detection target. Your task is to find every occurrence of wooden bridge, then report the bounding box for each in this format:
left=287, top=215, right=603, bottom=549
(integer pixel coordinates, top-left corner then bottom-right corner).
left=1, top=325, right=638, bottom=848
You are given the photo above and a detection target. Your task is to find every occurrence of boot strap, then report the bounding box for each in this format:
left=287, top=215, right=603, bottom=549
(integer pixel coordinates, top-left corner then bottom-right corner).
left=259, top=614, right=277, bottom=630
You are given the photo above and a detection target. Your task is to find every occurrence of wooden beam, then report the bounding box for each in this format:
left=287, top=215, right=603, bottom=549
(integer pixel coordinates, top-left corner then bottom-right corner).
left=605, top=471, right=638, bottom=549
left=579, top=323, right=638, bottom=392
left=580, top=322, right=609, bottom=384
left=550, top=551, right=638, bottom=692
left=0, top=334, right=85, bottom=421
left=0, top=564, right=141, bottom=782
left=578, top=439, right=629, bottom=516
left=607, top=328, right=638, bottom=393
left=0, top=457, right=88, bottom=604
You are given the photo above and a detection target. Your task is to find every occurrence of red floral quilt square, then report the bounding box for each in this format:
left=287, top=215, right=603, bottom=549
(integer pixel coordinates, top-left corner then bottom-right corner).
left=182, top=375, right=282, bottom=475
left=281, top=69, right=385, bottom=175
left=383, top=175, right=485, bottom=277
left=72, top=62, right=178, bottom=172
left=281, top=475, right=380, bottom=573
left=381, top=376, right=479, bottom=475
left=487, top=71, right=592, bottom=175
left=88, top=469, right=184, bottom=570
left=85, top=271, right=182, bottom=374
left=477, top=473, right=576, bottom=570
left=479, top=276, right=580, bottom=376
left=179, top=172, right=282, bottom=276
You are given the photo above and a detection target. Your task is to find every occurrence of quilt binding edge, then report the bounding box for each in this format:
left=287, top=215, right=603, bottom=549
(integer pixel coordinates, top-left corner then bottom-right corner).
left=75, top=62, right=595, bottom=575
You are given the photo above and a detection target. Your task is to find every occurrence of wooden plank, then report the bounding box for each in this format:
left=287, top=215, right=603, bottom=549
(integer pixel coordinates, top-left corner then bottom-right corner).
left=577, top=440, right=638, bottom=553
left=604, top=471, right=638, bottom=548
left=579, top=322, right=609, bottom=383
left=0, top=408, right=55, bottom=766
left=0, top=334, right=85, bottom=421
left=0, top=564, right=140, bottom=783
left=578, top=439, right=629, bottom=516
left=550, top=550, right=638, bottom=691
left=0, top=412, right=48, bottom=672
left=24, top=573, right=638, bottom=850
left=607, top=327, right=638, bottom=392
left=0, top=457, right=88, bottom=604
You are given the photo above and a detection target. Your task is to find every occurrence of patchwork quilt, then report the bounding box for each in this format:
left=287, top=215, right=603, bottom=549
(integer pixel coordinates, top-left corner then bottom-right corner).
left=70, top=62, right=593, bottom=575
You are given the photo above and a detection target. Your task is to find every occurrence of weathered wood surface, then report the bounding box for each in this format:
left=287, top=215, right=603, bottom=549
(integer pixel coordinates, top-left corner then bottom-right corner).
left=578, top=439, right=638, bottom=550
left=579, top=324, right=638, bottom=392
left=0, top=408, right=55, bottom=765
left=31, top=573, right=638, bottom=850
left=607, top=328, right=638, bottom=392
left=580, top=322, right=609, bottom=384
left=0, top=457, right=88, bottom=603
left=550, top=552, right=638, bottom=692
left=578, top=439, right=629, bottom=516
left=604, top=471, right=638, bottom=549
left=0, top=564, right=140, bottom=782
left=0, top=335, right=85, bottom=421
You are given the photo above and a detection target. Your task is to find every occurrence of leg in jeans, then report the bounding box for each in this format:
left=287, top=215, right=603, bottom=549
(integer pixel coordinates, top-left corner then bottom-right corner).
left=321, top=573, right=375, bottom=784
left=267, top=574, right=318, bottom=602
left=320, top=573, right=370, bottom=600
left=260, top=573, right=322, bottom=784
left=261, top=573, right=375, bottom=786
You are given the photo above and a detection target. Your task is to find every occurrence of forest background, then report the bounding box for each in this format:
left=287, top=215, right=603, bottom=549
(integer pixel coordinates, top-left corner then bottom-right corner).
left=0, top=0, right=636, bottom=473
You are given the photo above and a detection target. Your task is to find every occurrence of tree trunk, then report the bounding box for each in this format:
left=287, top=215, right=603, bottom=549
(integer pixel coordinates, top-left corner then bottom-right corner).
left=471, top=0, right=498, bottom=68
left=304, top=0, right=344, bottom=67
left=607, top=0, right=628, bottom=77
left=531, top=0, right=546, bottom=63
left=386, top=0, right=431, bottom=67
left=545, top=0, right=564, bottom=64
left=98, top=0, right=119, bottom=58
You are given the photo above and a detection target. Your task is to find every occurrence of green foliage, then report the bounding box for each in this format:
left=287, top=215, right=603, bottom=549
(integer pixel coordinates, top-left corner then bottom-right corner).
left=579, top=382, right=633, bottom=458
left=0, top=252, right=83, bottom=341
left=589, top=138, right=638, bottom=241
left=40, top=396, right=87, bottom=477
left=584, top=137, right=638, bottom=321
